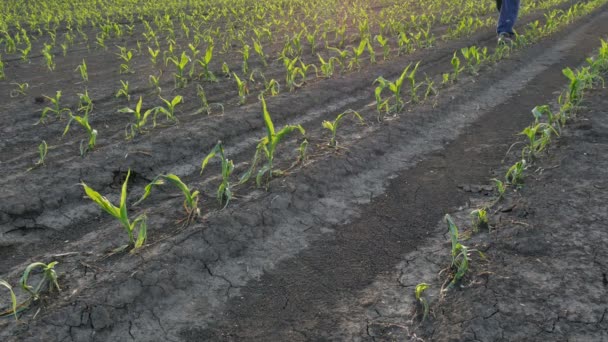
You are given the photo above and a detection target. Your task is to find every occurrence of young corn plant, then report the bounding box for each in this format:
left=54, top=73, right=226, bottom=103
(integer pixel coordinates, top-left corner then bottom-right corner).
left=149, top=74, right=162, bottom=95
left=0, top=54, right=5, bottom=80
left=38, top=91, right=71, bottom=124
left=10, top=82, right=29, bottom=98
left=470, top=208, right=489, bottom=232
left=136, top=174, right=200, bottom=225
left=27, top=140, right=48, bottom=171
left=116, top=80, right=130, bottom=101
left=63, top=110, right=97, bottom=156
left=374, top=62, right=417, bottom=114
left=505, top=159, right=526, bottom=185
left=375, top=35, right=390, bottom=60
left=75, top=59, right=88, bottom=82
left=241, top=44, right=250, bottom=74
left=451, top=53, right=463, bottom=82
left=253, top=39, right=267, bottom=67
left=82, top=169, right=147, bottom=251
left=322, top=110, right=364, bottom=147
left=348, top=39, right=368, bottom=70
left=415, top=283, right=430, bottom=321
left=196, top=44, right=216, bottom=81
left=148, top=46, right=160, bottom=65
left=0, top=280, right=18, bottom=320
left=42, top=44, right=55, bottom=71
left=532, top=105, right=562, bottom=133
left=444, top=214, right=471, bottom=289
left=240, top=96, right=306, bottom=188
left=491, top=178, right=506, bottom=201
left=201, top=141, right=235, bottom=208
left=119, top=96, right=156, bottom=139
left=167, top=51, right=190, bottom=88
left=155, top=95, right=182, bottom=125
left=233, top=73, right=249, bottom=105
left=520, top=123, right=558, bottom=160
left=461, top=46, right=482, bottom=75
left=117, top=46, right=134, bottom=74
left=20, top=261, right=60, bottom=300
left=318, top=54, right=338, bottom=78
left=196, top=84, right=224, bottom=115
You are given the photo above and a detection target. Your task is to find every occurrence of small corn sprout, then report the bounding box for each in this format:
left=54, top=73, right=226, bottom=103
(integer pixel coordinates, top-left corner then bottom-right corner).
left=460, top=46, right=482, bottom=75
left=374, top=62, right=419, bottom=113
left=116, top=46, right=134, bottom=74
left=41, top=44, right=55, bottom=71
left=240, top=96, right=306, bottom=188
left=20, top=261, right=60, bottom=300
left=201, top=141, right=235, bottom=208
left=196, top=44, right=216, bottom=81
left=0, top=280, right=18, bottom=320
left=119, top=97, right=156, bottom=139
left=491, top=178, right=506, bottom=200
left=136, top=174, right=200, bottom=224
left=116, top=80, right=130, bottom=101
left=348, top=39, right=368, bottom=70
left=322, top=110, right=364, bottom=147
left=196, top=84, right=224, bottom=115
left=520, top=123, right=558, bottom=160
left=505, top=159, right=526, bottom=185
left=415, top=283, right=430, bottom=321
left=63, top=110, right=97, bottom=156
left=451, top=53, right=463, bottom=82
left=444, top=214, right=470, bottom=287
left=167, top=51, right=190, bottom=88
left=233, top=73, right=249, bottom=105
left=75, top=59, right=88, bottom=82
left=375, top=35, right=390, bottom=60
left=470, top=208, right=489, bottom=232
left=10, top=82, right=29, bottom=98
left=38, top=91, right=71, bottom=124
left=148, top=46, right=160, bottom=65
left=155, top=95, right=182, bottom=124
left=82, top=170, right=147, bottom=251
left=27, top=140, right=48, bottom=171
left=318, top=54, right=338, bottom=78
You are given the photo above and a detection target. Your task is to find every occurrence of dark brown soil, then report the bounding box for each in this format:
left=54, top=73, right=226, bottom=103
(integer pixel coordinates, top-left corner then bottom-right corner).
left=1, top=3, right=608, bottom=342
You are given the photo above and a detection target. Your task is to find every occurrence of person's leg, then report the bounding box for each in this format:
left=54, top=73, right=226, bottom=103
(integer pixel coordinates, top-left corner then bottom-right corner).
left=497, top=0, right=521, bottom=35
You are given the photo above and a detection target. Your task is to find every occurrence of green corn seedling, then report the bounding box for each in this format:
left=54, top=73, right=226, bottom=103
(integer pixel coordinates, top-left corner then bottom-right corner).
left=116, top=46, right=134, bottom=74
left=196, top=84, right=224, bottom=115
left=415, top=283, right=430, bottom=321
left=470, top=208, right=488, bottom=232
left=532, top=105, right=561, bottom=131
left=461, top=46, right=482, bottom=75
left=375, top=35, right=390, bottom=60
left=38, top=91, right=71, bottom=124
left=10, top=82, right=29, bottom=98
left=63, top=111, right=97, bottom=156
left=222, top=61, right=231, bottom=78
left=505, top=159, right=526, bottom=185
left=29, top=140, right=48, bottom=169
left=116, top=80, right=130, bottom=101
left=148, top=46, right=160, bottom=65
left=264, top=79, right=280, bottom=97
left=374, top=63, right=416, bottom=113
left=75, top=59, right=88, bottom=82
left=82, top=169, right=147, bottom=251
left=328, top=47, right=349, bottom=70
left=196, top=44, right=216, bottom=81
left=20, top=261, right=60, bottom=299
left=322, top=110, right=364, bottom=147
left=136, top=174, right=200, bottom=224
left=149, top=74, right=161, bottom=95
left=167, top=51, right=190, bottom=88
left=491, top=178, right=506, bottom=200
left=444, top=214, right=470, bottom=288
left=451, top=53, right=463, bottom=82
left=155, top=95, right=182, bottom=124
left=119, top=96, right=156, bottom=139
left=406, top=62, right=422, bottom=103
left=240, top=96, right=306, bottom=188
left=253, top=39, right=267, bottom=66
left=349, top=39, right=368, bottom=70
left=77, top=90, right=93, bottom=115
left=42, top=44, right=55, bottom=71
left=318, top=54, right=338, bottom=78
left=233, top=73, right=249, bottom=104
left=241, top=44, right=250, bottom=74
left=398, top=31, right=414, bottom=55
left=201, top=141, right=235, bottom=208
left=0, top=280, right=18, bottom=320
left=520, top=123, right=558, bottom=160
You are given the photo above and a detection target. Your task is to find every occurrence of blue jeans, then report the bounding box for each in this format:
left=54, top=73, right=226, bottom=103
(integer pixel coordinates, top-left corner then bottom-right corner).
left=497, top=0, right=520, bottom=35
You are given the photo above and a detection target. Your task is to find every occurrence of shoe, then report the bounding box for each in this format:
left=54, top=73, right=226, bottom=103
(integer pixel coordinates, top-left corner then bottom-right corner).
left=497, top=32, right=514, bottom=45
